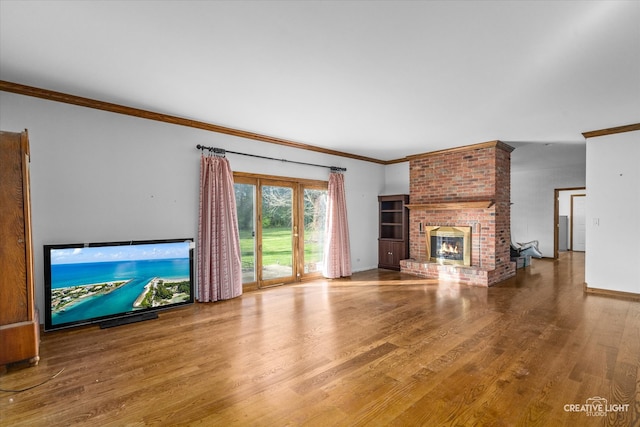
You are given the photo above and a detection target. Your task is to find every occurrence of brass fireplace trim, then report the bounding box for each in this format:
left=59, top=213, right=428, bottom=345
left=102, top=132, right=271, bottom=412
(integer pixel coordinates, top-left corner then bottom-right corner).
left=426, top=226, right=472, bottom=266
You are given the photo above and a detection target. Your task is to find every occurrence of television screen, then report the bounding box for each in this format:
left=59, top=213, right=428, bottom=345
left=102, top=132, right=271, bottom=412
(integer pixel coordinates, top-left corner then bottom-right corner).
left=44, top=238, right=194, bottom=331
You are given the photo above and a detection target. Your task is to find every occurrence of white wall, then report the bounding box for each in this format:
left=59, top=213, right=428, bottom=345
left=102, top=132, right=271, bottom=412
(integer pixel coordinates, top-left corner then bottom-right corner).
left=0, top=92, right=386, bottom=317
left=585, top=131, right=640, bottom=294
left=382, top=162, right=410, bottom=195
left=510, top=143, right=586, bottom=257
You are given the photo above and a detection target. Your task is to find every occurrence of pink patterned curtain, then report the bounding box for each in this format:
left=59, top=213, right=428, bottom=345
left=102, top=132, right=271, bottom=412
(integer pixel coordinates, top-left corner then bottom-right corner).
left=197, top=155, right=243, bottom=302
left=323, top=172, right=352, bottom=278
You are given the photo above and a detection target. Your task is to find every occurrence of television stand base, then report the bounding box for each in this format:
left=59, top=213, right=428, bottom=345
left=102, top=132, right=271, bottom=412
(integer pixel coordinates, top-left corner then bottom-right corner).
left=99, top=312, right=159, bottom=329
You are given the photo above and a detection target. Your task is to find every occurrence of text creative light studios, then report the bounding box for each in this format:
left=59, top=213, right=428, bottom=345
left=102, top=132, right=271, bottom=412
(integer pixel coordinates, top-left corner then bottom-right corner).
left=564, top=396, right=630, bottom=417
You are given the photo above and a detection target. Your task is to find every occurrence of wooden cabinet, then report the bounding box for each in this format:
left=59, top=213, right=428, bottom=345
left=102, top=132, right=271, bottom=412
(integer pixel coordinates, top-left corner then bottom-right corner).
left=0, top=130, right=40, bottom=368
left=379, top=240, right=405, bottom=270
left=378, top=194, right=409, bottom=270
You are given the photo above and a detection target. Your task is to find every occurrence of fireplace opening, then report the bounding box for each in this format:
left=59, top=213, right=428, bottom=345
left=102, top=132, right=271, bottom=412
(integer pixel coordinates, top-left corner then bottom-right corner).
left=426, top=226, right=471, bottom=266
left=432, top=236, right=464, bottom=260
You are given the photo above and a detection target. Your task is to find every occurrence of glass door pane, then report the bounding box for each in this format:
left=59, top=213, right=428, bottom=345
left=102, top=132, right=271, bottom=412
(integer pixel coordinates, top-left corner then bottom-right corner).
left=261, top=184, right=294, bottom=283
left=302, top=187, right=327, bottom=275
left=234, top=182, right=257, bottom=284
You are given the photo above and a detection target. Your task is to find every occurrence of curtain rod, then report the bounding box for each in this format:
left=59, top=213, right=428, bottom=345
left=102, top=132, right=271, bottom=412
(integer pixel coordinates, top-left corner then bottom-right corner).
left=196, top=144, right=347, bottom=172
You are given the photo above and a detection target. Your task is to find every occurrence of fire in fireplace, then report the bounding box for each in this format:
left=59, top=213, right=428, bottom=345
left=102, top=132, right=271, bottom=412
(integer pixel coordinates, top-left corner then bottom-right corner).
left=426, top=226, right=471, bottom=266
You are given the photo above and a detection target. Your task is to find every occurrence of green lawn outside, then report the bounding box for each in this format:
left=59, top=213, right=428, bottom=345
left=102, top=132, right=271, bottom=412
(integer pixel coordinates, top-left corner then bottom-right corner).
left=239, top=227, right=323, bottom=268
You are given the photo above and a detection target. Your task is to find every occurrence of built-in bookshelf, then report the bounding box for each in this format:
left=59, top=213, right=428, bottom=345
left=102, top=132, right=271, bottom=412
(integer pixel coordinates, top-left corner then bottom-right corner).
left=378, top=194, right=409, bottom=270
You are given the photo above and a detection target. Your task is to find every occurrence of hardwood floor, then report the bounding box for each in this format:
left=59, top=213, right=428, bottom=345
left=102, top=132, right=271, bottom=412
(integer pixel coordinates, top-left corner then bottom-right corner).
left=1, top=252, right=638, bottom=426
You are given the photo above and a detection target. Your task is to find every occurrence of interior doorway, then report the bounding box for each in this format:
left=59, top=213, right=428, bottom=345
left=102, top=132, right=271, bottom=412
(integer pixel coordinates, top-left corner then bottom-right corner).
left=553, top=187, right=586, bottom=258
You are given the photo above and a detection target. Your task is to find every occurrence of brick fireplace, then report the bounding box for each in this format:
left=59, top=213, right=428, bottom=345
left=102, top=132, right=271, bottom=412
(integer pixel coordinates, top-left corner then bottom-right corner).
left=399, top=141, right=516, bottom=286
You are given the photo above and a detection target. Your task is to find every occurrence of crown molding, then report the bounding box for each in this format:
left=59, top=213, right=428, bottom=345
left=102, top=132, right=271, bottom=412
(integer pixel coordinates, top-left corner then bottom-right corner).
left=582, top=123, right=640, bottom=139
left=0, top=80, right=387, bottom=165
left=401, top=140, right=514, bottom=162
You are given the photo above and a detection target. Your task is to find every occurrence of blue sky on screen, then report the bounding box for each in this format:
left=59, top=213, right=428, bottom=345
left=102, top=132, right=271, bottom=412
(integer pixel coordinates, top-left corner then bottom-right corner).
left=50, top=242, right=190, bottom=264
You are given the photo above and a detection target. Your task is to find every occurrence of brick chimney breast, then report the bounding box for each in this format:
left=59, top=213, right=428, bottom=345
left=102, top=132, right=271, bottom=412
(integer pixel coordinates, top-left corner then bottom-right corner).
left=401, top=141, right=516, bottom=286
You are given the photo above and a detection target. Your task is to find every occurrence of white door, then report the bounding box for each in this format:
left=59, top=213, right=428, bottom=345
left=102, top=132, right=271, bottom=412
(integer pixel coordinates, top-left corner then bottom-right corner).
left=571, top=195, right=586, bottom=251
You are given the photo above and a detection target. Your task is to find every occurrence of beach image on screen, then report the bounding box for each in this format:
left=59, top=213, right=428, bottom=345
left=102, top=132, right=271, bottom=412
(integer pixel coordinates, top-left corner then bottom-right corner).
left=49, top=241, right=191, bottom=326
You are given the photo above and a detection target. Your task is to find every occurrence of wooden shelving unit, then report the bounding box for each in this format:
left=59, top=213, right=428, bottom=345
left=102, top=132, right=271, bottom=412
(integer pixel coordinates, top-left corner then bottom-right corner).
left=378, top=194, right=409, bottom=270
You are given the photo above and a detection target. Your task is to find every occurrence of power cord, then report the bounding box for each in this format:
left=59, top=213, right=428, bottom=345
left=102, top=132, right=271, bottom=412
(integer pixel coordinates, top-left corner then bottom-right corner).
left=0, top=368, right=65, bottom=393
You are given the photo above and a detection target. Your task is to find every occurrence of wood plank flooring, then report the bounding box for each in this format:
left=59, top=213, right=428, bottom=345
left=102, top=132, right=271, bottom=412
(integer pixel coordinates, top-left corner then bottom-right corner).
left=1, top=252, right=639, bottom=426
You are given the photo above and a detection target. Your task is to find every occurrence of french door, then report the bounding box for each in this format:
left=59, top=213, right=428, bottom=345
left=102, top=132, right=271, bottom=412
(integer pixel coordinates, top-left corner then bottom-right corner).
left=233, top=173, right=327, bottom=290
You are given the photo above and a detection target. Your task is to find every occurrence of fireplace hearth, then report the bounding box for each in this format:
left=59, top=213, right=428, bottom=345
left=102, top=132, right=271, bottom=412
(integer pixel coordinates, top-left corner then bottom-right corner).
left=427, top=226, right=471, bottom=266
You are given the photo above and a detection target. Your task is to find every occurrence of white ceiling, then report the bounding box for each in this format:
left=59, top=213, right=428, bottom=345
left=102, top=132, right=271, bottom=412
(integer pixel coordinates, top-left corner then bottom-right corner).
left=1, top=0, right=638, bottom=161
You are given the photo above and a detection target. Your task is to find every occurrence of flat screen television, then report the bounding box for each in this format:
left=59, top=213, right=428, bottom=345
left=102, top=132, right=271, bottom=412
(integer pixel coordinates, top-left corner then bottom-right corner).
left=44, top=238, right=194, bottom=331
